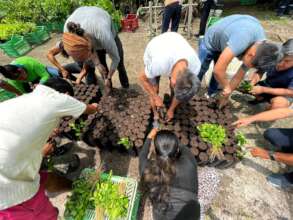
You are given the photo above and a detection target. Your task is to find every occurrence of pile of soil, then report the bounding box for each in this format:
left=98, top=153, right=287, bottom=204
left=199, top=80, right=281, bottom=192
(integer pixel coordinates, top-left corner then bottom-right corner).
left=160, top=95, right=237, bottom=167
left=83, top=88, right=152, bottom=153
left=57, top=84, right=101, bottom=137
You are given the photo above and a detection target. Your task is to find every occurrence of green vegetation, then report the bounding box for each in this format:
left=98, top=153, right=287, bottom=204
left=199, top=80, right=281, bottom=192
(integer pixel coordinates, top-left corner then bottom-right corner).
left=117, top=137, right=133, bottom=149
left=197, top=123, right=227, bottom=160
left=239, top=80, right=253, bottom=93
left=65, top=170, right=129, bottom=220
left=69, top=120, right=86, bottom=138
left=91, top=172, right=129, bottom=220
left=235, top=132, right=248, bottom=160
left=0, top=22, right=36, bottom=41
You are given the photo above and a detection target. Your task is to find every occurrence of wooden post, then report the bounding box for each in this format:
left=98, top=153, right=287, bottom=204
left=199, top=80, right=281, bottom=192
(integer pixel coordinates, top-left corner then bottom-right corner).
left=149, top=1, right=153, bottom=37
left=154, top=0, right=158, bottom=35
left=187, top=0, right=193, bottom=39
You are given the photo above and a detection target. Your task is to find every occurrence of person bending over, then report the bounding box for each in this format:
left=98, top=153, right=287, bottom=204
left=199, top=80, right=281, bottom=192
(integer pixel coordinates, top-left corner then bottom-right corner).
left=139, top=32, right=201, bottom=121
left=0, top=78, right=98, bottom=219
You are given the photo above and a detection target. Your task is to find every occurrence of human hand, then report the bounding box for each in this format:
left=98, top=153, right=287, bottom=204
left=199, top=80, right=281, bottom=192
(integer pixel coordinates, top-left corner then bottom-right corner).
left=232, top=117, right=254, bottom=128
left=222, top=85, right=232, bottom=97
left=166, top=108, right=174, bottom=122
left=148, top=127, right=159, bottom=139
left=42, top=142, right=55, bottom=156
left=153, top=95, right=164, bottom=108
left=75, top=77, right=82, bottom=85
left=218, top=96, right=229, bottom=109
left=250, top=147, right=269, bottom=160
left=250, top=86, right=265, bottom=95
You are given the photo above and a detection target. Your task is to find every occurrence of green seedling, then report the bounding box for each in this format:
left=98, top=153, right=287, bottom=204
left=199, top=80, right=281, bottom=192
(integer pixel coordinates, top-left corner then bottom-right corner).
left=235, top=132, right=248, bottom=160
left=197, top=123, right=227, bottom=161
left=239, top=80, right=253, bottom=93
left=91, top=171, right=129, bottom=220
left=117, top=137, right=133, bottom=150
left=64, top=165, right=103, bottom=220
left=69, top=119, right=86, bottom=138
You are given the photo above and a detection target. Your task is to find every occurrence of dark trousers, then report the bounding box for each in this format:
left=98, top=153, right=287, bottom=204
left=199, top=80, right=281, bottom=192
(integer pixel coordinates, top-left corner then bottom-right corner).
left=198, top=38, right=220, bottom=95
left=277, top=0, right=293, bottom=16
left=264, top=127, right=293, bottom=183
left=63, top=62, right=97, bottom=85
left=96, top=35, right=129, bottom=88
left=264, top=128, right=293, bottom=153
left=162, top=2, right=182, bottom=33
left=198, top=0, right=215, bottom=35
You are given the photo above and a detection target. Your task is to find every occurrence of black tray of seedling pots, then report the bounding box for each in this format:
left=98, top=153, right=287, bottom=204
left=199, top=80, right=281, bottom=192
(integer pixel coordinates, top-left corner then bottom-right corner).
left=159, top=95, right=238, bottom=168
left=57, top=84, right=102, bottom=140
left=82, top=88, right=152, bottom=156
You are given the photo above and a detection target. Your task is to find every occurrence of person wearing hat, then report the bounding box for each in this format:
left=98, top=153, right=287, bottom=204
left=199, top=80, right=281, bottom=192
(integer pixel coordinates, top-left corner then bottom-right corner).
left=47, top=6, right=129, bottom=90
left=197, top=15, right=282, bottom=104
left=139, top=32, right=201, bottom=121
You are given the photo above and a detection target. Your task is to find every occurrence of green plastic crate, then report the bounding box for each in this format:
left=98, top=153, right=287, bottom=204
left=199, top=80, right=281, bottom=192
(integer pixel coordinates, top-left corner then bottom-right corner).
left=24, top=26, right=50, bottom=45
left=207, top=16, right=221, bottom=28
left=240, top=0, right=256, bottom=5
left=64, top=169, right=139, bottom=220
left=51, top=22, right=64, bottom=33
left=0, top=89, right=16, bottom=102
left=0, top=35, right=32, bottom=58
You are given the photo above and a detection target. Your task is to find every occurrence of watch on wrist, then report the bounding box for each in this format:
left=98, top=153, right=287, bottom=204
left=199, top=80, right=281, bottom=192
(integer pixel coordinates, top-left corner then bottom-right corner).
left=269, top=150, right=275, bottom=161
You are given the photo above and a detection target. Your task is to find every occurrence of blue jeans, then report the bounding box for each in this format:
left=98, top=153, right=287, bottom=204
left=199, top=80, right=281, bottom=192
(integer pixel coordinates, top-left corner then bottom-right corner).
left=198, top=38, right=220, bottom=95
left=162, top=2, right=182, bottom=33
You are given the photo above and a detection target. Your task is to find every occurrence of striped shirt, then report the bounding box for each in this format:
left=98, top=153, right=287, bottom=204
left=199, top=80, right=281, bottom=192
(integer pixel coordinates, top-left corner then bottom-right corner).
left=64, top=6, right=120, bottom=72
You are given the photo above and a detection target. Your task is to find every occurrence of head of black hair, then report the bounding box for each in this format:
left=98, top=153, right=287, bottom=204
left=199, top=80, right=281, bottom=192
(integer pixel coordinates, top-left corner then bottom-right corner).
left=174, top=69, right=200, bottom=102
left=252, top=42, right=283, bottom=73
left=282, top=39, right=293, bottom=56
left=0, top=65, right=21, bottom=80
left=142, top=130, right=180, bottom=212
left=43, top=78, right=74, bottom=96
left=67, top=21, right=85, bottom=36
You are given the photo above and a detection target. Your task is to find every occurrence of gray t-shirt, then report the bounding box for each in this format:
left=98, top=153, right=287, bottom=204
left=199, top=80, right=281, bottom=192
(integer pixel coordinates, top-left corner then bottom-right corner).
left=64, top=6, right=119, bottom=72
left=204, top=14, right=266, bottom=56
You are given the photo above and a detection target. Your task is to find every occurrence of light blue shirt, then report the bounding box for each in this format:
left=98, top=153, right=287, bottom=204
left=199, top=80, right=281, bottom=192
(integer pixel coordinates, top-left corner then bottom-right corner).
left=204, top=15, right=266, bottom=56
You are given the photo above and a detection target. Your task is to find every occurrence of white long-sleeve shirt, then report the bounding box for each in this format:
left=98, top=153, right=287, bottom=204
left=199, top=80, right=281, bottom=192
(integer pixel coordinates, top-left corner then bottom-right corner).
left=0, top=85, right=86, bottom=210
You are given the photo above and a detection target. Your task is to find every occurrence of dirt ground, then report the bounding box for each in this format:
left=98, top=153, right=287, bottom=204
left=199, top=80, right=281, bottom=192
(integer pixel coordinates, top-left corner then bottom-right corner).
left=1, top=6, right=293, bottom=220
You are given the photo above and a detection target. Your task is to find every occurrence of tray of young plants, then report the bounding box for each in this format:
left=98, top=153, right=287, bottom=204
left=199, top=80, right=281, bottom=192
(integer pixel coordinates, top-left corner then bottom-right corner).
left=64, top=168, right=139, bottom=220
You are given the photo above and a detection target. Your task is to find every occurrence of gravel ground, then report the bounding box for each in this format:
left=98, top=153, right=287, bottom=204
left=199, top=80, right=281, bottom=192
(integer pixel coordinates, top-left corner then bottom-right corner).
left=1, top=10, right=292, bottom=220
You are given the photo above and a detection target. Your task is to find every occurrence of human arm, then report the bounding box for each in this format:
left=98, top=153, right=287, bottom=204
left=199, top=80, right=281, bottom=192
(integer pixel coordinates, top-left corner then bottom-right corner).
left=47, top=46, right=69, bottom=78
left=229, top=67, right=246, bottom=91
left=75, top=63, right=89, bottom=84
left=250, top=86, right=293, bottom=97
left=139, top=128, right=158, bottom=175
left=213, top=47, right=235, bottom=96
left=0, top=80, right=22, bottom=95
left=233, top=108, right=293, bottom=127
left=104, top=36, right=120, bottom=79
left=250, top=147, right=293, bottom=166
left=139, top=72, right=163, bottom=107
left=166, top=97, right=180, bottom=121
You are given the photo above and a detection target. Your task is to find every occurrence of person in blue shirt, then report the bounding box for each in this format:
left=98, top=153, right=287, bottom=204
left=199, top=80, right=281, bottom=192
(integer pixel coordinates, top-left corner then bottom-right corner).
left=198, top=15, right=282, bottom=103
left=249, top=39, right=293, bottom=110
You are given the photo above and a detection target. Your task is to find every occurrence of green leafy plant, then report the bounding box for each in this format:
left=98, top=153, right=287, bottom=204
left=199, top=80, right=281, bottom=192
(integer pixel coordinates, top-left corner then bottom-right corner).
left=64, top=168, right=102, bottom=220
left=117, top=137, right=133, bottom=149
left=91, top=171, right=129, bottom=220
left=0, top=22, right=36, bottom=40
left=235, top=132, right=248, bottom=160
left=197, top=123, right=227, bottom=160
left=239, top=80, right=253, bottom=93
left=69, top=119, right=86, bottom=138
